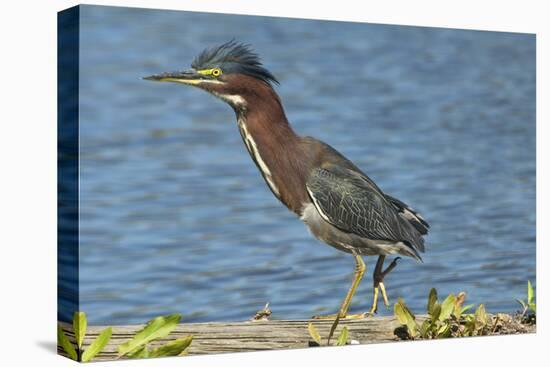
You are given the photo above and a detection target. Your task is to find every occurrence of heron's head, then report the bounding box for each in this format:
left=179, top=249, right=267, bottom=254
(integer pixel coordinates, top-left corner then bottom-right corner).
left=144, top=41, right=279, bottom=110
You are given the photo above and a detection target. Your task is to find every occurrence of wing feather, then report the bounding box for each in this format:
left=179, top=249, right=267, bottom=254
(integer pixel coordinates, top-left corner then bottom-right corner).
left=306, top=165, right=426, bottom=254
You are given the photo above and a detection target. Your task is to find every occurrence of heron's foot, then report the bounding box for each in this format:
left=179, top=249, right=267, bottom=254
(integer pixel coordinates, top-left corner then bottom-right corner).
left=369, top=257, right=401, bottom=314
left=311, top=312, right=368, bottom=320
left=367, top=281, right=391, bottom=315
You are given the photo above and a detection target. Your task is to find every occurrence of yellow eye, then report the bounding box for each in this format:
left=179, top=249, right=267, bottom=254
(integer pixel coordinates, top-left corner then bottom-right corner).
left=212, top=68, right=222, bottom=77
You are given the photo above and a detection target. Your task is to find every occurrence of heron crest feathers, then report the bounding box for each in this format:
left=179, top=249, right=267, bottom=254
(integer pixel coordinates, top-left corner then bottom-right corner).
left=191, top=40, right=279, bottom=86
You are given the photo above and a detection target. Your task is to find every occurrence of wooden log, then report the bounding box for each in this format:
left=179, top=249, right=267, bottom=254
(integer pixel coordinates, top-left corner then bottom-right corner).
left=57, top=315, right=535, bottom=361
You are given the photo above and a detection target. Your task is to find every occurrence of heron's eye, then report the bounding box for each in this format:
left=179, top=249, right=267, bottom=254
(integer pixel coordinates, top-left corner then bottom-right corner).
left=212, top=68, right=222, bottom=77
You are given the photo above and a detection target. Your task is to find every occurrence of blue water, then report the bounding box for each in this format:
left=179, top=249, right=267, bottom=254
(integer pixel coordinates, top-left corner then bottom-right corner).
left=66, top=5, right=535, bottom=325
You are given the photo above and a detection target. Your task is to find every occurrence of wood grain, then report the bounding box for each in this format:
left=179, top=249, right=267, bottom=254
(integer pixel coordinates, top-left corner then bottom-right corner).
left=58, top=316, right=403, bottom=360
left=58, top=314, right=535, bottom=361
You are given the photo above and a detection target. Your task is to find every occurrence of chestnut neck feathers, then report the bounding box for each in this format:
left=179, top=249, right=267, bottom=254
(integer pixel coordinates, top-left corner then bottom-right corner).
left=230, top=79, right=311, bottom=214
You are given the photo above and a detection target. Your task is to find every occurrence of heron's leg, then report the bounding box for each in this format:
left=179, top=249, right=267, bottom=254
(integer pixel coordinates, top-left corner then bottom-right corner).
left=368, top=255, right=400, bottom=314
left=312, top=254, right=366, bottom=320
left=326, top=254, right=365, bottom=344
left=338, top=254, right=366, bottom=318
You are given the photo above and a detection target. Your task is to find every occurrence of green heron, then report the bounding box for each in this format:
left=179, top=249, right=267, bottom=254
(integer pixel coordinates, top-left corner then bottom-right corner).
left=145, top=41, right=429, bottom=331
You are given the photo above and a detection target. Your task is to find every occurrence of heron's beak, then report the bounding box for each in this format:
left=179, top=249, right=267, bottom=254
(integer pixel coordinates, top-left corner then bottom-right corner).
left=143, top=69, right=204, bottom=85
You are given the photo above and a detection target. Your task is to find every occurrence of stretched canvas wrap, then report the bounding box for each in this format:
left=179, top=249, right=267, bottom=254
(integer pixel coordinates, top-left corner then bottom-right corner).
left=58, top=4, right=536, bottom=362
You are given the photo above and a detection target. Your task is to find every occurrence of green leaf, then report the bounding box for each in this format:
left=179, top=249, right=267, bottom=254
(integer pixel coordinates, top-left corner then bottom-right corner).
left=529, top=303, right=536, bottom=313
left=475, top=304, right=488, bottom=326
left=431, top=304, right=441, bottom=323
left=454, top=292, right=466, bottom=319
left=399, top=298, right=416, bottom=321
left=516, top=299, right=527, bottom=309
left=58, top=325, right=78, bottom=361
left=82, top=327, right=112, bottom=362
left=464, top=319, right=475, bottom=336
left=427, top=288, right=438, bottom=314
left=436, top=323, right=451, bottom=338
left=150, top=336, right=193, bottom=357
left=394, top=302, right=407, bottom=325
left=439, top=293, right=456, bottom=321
left=308, top=323, right=322, bottom=345
left=527, top=280, right=534, bottom=305
left=394, top=300, right=411, bottom=325
left=407, top=320, right=418, bottom=338
left=336, top=327, right=349, bottom=346
left=394, top=298, right=417, bottom=338
left=394, top=302, right=406, bottom=325
left=118, top=314, right=181, bottom=357
left=419, top=320, right=431, bottom=338
left=127, top=345, right=149, bottom=359
left=73, top=311, right=87, bottom=349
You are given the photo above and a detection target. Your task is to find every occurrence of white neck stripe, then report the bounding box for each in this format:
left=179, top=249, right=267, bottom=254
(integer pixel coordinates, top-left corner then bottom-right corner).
left=237, top=116, right=281, bottom=198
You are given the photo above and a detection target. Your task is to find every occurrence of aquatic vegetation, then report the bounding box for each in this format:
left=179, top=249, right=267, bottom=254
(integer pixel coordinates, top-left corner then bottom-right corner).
left=394, top=285, right=537, bottom=340
left=394, top=289, right=493, bottom=339
left=516, top=280, right=536, bottom=322
left=117, top=313, right=192, bottom=359
left=58, top=312, right=192, bottom=362
left=308, top=322, right=349, bottom=346
left=58, top=311, right=112, bottom=362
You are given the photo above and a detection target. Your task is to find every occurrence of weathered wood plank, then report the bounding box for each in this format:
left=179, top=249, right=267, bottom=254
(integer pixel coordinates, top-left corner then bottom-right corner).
left=58, top=315, right=535, bottom=361
left=58, top=316, right=403, bottom=360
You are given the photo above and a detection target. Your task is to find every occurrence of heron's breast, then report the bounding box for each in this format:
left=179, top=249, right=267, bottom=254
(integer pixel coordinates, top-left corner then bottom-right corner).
left=300, top=202, right=355, bottom=253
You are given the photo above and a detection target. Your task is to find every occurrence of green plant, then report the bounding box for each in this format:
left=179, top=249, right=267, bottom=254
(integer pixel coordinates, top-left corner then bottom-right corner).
left=462, top=303, right=491, bottom=336
left=58, top=311, right=112, bottom=362
left=394, top=288, right=489, bottom=340
left=308, top=322, right=349, bottom=346
left=516, top=280, right=536, bottom=318
left=394, top=297, right=418, bottom=339
left=58, top=312, right=193, bottom=362
left=117, top=313, right=193, bottom=359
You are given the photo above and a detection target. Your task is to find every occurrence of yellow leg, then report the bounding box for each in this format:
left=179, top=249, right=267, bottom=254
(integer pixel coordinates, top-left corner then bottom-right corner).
left=312, top=254, right=366, bottom=320
left=314, top=255, right=400, bottom=344
left=325, top=254, right=365, bottom=343
left=368, top=256, right=400, bottom=315
left=379, top=282, right=390, bottom=307
left=368, top=286, right=380, bottom=314
left=338, top=254, right=366, bottom=317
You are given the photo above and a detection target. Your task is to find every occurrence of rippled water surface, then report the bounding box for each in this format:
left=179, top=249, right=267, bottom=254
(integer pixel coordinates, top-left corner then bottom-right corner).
left=65, top=5, right=535, bottom=324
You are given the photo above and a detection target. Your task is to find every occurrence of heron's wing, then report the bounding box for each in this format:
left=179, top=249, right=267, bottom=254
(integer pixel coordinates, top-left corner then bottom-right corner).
left=306, top=165, right=425, bottom=255
left=384, top=194, right=430, bottom=236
